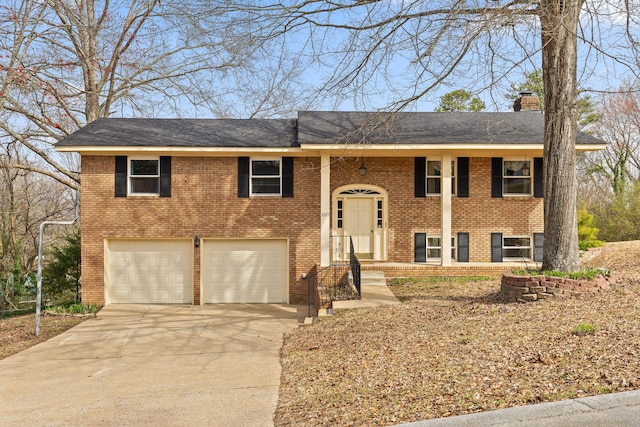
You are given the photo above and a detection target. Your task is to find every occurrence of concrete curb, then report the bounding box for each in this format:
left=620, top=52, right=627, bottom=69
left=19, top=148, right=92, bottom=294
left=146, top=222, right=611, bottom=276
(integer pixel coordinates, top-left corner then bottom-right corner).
left=396, top=389, right=640, bottom=427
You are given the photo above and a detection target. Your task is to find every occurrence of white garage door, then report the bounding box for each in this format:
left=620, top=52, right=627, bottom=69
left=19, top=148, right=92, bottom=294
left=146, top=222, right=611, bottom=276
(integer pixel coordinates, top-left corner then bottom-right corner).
left=202, top=239, right=288, bottom=303
left=105, top=239, right=193, bottom=304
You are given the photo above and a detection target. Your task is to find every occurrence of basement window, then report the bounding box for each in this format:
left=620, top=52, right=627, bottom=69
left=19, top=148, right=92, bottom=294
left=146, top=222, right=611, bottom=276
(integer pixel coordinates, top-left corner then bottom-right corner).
left=503, top=236, right=532, bottom=260
left=427, top=236, right=456, bottom=260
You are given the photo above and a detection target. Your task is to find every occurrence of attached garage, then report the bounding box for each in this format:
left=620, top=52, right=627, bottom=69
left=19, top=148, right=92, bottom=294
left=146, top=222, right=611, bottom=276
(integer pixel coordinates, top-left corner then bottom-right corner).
left=105, top=239, right=193, bottom=304
left=202, top=239, right=288, bottom=304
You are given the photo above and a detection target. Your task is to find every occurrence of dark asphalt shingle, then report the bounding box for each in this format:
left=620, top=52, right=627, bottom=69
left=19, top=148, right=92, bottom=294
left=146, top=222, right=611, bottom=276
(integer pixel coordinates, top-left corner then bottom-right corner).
left=297, top=111, right=603, bottom=145
left=56, top=112, right=605, bottom=148
left=56, top=118, right=298, bottom=148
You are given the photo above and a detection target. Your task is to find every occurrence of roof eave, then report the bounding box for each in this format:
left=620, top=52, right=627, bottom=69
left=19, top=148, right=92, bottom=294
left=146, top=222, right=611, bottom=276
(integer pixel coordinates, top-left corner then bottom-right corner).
left=54, top=146, right=304, bottom=155
left=55, top=142, right=606, bottom=155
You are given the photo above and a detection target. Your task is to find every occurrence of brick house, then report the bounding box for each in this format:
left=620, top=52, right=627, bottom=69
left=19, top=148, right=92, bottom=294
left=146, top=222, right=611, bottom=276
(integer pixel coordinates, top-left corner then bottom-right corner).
left=55, top=96, right=605, bottom=306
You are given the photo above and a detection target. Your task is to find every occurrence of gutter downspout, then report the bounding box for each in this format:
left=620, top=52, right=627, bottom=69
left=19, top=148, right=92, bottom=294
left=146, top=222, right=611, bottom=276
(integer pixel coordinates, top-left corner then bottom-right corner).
left=35, top=191, right=79, bottom=336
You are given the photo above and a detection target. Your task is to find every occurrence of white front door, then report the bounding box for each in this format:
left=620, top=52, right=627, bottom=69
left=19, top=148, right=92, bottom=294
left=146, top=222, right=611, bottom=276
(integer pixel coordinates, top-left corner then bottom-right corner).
left=345, top=198, right=374, bottom=258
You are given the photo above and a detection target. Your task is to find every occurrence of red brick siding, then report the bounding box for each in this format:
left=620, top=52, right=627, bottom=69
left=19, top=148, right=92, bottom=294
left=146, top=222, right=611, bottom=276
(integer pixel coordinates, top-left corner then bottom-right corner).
left=81, top=155, right=542, bottom=305
left=81, top=156, right=321, bottom=305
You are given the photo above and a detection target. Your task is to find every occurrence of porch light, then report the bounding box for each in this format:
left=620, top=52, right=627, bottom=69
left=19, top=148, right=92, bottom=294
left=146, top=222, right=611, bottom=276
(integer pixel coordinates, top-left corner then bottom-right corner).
left=522, top=162, right=530, bottom=176
left=194, top=236, right=200, bottom=248
left=359, top=162, right=366, bottom=176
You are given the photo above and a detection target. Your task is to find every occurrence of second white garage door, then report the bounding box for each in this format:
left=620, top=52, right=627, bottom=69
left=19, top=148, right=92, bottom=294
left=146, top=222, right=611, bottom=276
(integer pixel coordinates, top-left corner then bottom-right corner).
left=202, top=239, right=288, bottom=303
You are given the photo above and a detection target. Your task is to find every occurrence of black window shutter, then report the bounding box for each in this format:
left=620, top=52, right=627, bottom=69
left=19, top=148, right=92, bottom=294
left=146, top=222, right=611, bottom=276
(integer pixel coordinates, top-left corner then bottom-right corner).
left=457, top=157, right=469, bottom=197
left=159, top=156, right=171, bottom=197
left=415, top=233, right=426, bottom=263
left=491, top=158, right=503, bottom=198
left=534, top=232, right=544, bottom=262
left=238, top=157, right=250, bottom=198
left=491, top=232, right=503, bottom=262
left=115, top=156, right=127, bottom=197
left=282, top=157, right=294, bottom=197
left=457, top=232, right=469, bottom=262
left=534, top=157, right=544, bottom=198
left=414, top=157, right=426, bottom=198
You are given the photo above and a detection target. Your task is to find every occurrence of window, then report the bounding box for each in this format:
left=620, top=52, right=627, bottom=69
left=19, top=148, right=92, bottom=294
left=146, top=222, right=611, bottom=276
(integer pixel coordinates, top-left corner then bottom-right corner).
left=426, top=236, right=456, bottom=260
left=503, top=160, right=531, bottom=195
left=426, top=160, right=456, bottom=195
left=503, top=236, right=532, bottom=260
left=129, top=158, right=159, bottom=195
left=251, top=159, right=281, bottom=195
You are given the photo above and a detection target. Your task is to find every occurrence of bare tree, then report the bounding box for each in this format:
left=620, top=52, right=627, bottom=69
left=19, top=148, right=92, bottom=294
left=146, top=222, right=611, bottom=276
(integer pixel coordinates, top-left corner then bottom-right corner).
left=0, top=0, right=307, bottom=187
left=584, top=89, right=640, bottom=197
left=240, top=0, right=640, bottom=272
left=1, top=143, right=71, bottom=280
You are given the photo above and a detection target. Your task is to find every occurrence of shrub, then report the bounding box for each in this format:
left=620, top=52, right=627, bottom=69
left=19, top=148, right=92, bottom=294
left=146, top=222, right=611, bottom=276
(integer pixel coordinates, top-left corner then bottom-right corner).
left=1, top=273, right=35, bottom=311
left=578, top=207, right=603, bottom=249
left=50, top=303, right=98, bottom=315
left=42, top=229, right=81, bottom=306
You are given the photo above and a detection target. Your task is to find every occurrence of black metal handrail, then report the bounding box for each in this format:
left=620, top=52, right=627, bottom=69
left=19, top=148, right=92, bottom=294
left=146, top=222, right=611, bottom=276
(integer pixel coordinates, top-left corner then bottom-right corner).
left=349, top=237, right=361, bottom=297
left=306, top=236, right=361, bottom=318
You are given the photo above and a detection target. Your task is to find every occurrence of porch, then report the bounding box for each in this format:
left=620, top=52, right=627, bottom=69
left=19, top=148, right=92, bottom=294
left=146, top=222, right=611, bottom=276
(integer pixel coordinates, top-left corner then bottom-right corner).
left=359, top=260, right=542, bottom=280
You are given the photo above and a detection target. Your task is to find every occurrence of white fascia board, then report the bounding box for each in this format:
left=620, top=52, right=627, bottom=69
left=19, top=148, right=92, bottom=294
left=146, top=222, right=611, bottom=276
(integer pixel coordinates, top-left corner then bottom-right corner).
left=300, top=143, right=543, bottom=150
left=299, top=143, right=544, bottom=157
left=56, top=142, right=605, bottom=156
left=576, top=144, right=607, bottom=152
left=299, top=143, right=605, bottom=154
left=54, top=146, right=307, bottom=156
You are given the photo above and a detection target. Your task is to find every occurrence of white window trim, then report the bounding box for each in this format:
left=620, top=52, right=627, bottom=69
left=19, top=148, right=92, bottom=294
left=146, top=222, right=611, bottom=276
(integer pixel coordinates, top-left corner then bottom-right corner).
left=503, top=235, right=533, bottom=261
left=128, top=156, right=160, bottom=196
left=426, top=158, right=456, bottom=196
left=426, top=236, right=456, bottom=260
left=250, top=157, right=282, bottom=196
left=503, top=158, right=532, bottom=197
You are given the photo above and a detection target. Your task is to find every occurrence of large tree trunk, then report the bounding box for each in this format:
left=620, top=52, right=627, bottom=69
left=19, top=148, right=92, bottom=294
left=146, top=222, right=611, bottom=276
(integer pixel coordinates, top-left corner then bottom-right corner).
left=539, top=0, right=584, bottom=272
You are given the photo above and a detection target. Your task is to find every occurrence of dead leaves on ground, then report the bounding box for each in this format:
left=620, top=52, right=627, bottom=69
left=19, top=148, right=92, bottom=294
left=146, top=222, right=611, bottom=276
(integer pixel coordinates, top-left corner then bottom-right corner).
left=0, top=314, right=84, bottom=359
left=275, top=241, right=640, bottom=426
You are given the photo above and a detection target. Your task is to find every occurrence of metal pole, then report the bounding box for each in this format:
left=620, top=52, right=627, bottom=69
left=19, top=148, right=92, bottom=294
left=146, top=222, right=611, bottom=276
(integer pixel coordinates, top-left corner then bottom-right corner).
left=35, top=191, right=79, bottom=336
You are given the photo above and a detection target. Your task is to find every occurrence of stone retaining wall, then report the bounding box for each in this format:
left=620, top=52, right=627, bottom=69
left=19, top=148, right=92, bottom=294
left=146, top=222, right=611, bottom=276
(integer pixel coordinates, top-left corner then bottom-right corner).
left=501, top=271, right=617, bottom=303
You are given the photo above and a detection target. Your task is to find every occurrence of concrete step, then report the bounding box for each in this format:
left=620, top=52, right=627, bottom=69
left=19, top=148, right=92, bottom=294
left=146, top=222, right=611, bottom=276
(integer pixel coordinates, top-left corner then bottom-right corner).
left=361, top=270, right=385, bottom=279
left=361, top=270, right=386, bottom=286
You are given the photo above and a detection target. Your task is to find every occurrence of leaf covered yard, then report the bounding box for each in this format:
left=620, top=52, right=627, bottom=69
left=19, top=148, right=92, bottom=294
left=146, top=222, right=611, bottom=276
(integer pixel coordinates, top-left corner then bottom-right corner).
left=275, top=241, right=640, bottom=426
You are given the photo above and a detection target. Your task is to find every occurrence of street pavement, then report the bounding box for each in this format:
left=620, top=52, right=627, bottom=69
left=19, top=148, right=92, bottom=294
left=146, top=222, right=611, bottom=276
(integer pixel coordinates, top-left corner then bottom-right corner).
left=398, top=389, right=640, bottom=427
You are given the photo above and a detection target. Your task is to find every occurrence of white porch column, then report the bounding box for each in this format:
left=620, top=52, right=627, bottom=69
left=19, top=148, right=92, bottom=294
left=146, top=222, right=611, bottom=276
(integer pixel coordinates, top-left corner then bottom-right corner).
left=441, top=154, right=452, bottom=266
left=320, top=154, right=331, bottom=266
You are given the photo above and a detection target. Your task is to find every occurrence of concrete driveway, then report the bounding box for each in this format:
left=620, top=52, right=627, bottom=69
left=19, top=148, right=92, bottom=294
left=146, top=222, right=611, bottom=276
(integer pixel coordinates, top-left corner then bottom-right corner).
left=0, top=304, right=300, bottom=426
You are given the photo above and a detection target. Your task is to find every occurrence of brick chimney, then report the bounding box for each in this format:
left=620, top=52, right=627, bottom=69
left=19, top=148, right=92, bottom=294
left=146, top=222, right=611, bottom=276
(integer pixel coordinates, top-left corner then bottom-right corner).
left=513, top=92, right=541, bottom=111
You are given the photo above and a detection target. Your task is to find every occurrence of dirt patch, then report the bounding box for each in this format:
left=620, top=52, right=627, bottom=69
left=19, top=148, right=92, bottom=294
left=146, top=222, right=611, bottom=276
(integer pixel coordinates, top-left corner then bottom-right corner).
left=275, top=241, right=640, bottom=426
left=0, top=313, right=85, bottom=360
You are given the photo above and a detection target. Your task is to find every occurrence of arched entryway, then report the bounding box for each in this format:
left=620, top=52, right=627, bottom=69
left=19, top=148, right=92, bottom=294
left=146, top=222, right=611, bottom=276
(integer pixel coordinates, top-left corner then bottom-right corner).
left=332, top=184, right=388, bottom=261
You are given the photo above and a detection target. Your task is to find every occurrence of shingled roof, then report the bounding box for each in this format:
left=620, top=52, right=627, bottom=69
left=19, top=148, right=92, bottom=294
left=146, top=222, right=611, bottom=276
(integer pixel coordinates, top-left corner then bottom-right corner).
left=297, top=111, right=603, bottom=146
left=55, top=118, right=298, bottom=148
left=55, top=111, right=605, bottom=148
